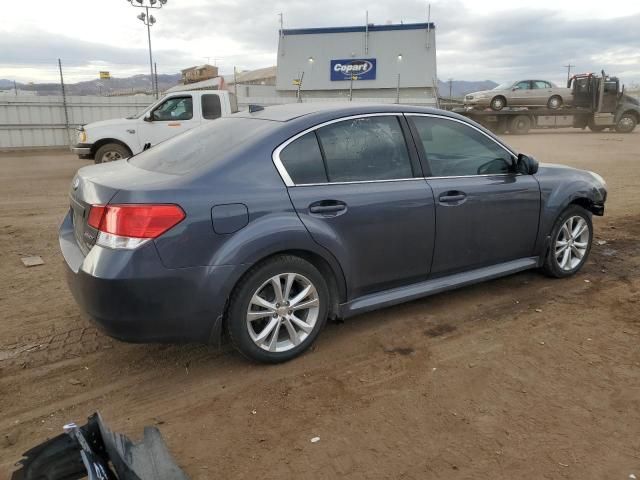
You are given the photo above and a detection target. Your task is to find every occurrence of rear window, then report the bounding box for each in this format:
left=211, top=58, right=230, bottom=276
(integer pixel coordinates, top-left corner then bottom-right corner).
left=202, top=94, right=222, bottom=120
left=279, top=132, right=328, bottom=184
left=129, top=117, right=276, bottom=175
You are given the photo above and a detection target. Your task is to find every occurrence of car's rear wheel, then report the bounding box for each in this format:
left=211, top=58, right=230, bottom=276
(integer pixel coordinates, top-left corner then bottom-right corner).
left=94, top=143, right=131, bottom=164
left=542, top=205, right=593, bottom=278
left=547, top=95, right=563, bottom=109
left=227, top=255, right=329, bottom=363
left=490, top=96, right=506, bottom=111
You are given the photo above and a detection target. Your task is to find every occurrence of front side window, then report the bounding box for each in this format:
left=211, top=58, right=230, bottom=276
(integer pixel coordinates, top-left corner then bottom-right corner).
left=152, top=96, right=193, bottom=121
left=411, top=116, right=514, bottom=177
left=202, top=94, right=222, bottom=120
left=315, top=116, right=413, bottom=182
left=515, top=81, right=531, bottom=90
left=279, top=132, right=328, bottom=184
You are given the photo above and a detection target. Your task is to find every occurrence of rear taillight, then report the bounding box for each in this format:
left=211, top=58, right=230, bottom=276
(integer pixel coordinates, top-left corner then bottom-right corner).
left=87, top=204, right=185, bottom=249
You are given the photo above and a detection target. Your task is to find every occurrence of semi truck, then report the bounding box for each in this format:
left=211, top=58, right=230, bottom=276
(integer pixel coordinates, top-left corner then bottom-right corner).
left=456, top=72, right=639, bottom=135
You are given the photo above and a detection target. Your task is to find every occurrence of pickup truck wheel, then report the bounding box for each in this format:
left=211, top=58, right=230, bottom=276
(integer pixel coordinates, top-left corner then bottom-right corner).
left=542, top=205, right=593, bottom=278
left=490, top=96, right=506, bottom=111
left=615, top=113, right=637, bottom=133
left=94, top=143, right=131, bottom=164
left=547, top=95, right=563, bottom=109
left=510, top=115, right=532, bottom=134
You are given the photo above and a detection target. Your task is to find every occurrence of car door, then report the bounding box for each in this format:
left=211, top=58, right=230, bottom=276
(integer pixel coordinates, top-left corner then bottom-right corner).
left=532, top=80, right=552, bottom=106
left=511, top=80, right=532, bottom=105
left=136, top=95, right=199, bottom=147
left=278, top=114, right=436, bottom=299
left=407, top=114, right=540, bottom=276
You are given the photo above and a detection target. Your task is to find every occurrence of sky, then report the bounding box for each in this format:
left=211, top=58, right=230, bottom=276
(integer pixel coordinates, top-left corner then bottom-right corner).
left=1, top=0, right=640, bottom=86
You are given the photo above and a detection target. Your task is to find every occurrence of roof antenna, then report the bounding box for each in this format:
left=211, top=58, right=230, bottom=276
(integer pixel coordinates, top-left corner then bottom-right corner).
left=249, top=104, right=264, bottom=113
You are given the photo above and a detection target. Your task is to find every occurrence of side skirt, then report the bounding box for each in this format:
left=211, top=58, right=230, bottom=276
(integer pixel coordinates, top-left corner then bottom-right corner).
left=339, top=257, right=539, bottom=318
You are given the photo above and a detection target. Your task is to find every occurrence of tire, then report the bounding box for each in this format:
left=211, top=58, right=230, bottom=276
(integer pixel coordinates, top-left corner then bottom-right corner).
left=547, top=95, right=563, bottom=110
left=227, top=255, right=330, bottom=363
left=94, top=143, right=131, bottom=164
left=615, top=113, right=637, bottom=133
left=510, top=115, right=532, bottom=134
left=542, top=205, right=593, bottom=278
left=490, top=96, right=506, bottom=111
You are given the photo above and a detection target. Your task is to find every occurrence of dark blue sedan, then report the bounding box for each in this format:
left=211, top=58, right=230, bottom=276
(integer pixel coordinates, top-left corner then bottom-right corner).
left=59, top=104, right=607, bottom=363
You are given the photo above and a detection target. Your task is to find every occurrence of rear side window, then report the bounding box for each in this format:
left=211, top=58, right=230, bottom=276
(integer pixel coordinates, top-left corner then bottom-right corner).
left=316, top=116, right=413, bottom=182
left=411, top=116, right=513, bottom=176
left=279, top=132, right=328, bottom=184
left=202, top=94, right=222, bottom=120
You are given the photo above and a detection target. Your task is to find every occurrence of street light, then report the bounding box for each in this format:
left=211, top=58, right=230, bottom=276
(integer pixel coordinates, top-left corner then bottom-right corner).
left=127, top=0, right=167, bottom=98
left=396, top=54, right=403, bottom=104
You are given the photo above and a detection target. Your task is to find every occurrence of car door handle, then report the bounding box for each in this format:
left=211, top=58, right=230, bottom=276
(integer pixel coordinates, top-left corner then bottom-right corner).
left=309, top=201, right=347, bottom=215
left=438, top=192, right=467, bottom=204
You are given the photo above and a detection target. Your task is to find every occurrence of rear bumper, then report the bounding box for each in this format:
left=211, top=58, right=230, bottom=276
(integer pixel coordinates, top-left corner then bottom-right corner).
left=59, top=211, right=235, bottom=344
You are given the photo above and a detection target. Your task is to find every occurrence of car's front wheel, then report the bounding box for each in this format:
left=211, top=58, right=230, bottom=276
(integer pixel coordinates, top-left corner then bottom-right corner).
left=542, top=205, right=593, bottom=278
left=94, top=143, right=131, bottom=164
left=490, top=96, right=506, bottom=111
left=227, top=255, right=330, bottom=363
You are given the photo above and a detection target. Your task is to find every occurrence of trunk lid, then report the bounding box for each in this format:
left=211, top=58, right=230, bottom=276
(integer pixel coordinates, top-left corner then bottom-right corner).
left=69, top=160, right=179, bottom=254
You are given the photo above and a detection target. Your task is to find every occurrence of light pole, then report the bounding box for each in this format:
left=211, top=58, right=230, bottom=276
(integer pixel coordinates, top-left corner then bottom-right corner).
left=396, top=54, right=403, bottom=104
left=128, top=0, right=168, bottom=98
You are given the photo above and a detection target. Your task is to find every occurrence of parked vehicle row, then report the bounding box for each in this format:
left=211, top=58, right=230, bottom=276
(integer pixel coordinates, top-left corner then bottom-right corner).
left=60, top=104, right=607, bottom=363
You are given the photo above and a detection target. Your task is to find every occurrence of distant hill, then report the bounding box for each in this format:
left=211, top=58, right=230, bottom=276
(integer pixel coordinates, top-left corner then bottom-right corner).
left=1, top=75, right=498, bottom=97
left=0, top=74, right=182, bottom=96
left=437, top=80, right=498, bottom=98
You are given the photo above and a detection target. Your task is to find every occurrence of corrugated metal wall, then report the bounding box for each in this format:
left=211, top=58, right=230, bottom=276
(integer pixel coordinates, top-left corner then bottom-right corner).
left=0, top=95, right=154, bottom=149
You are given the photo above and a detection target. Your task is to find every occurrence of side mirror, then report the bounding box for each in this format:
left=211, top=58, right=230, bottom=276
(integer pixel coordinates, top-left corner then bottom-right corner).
left=517, top=153, right=539, bottom=175
left=512, top=86, right=520, bottom=91
left=143, top=112, right=153, bottom=122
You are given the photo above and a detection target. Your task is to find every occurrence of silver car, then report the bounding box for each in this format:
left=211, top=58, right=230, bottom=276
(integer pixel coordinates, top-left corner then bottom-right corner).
left=465, top=80, right=573, bottom=111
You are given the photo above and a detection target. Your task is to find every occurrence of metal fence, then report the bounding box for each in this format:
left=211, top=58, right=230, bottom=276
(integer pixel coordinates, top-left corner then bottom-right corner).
left=1, top=92, right=438, bottom=150
left=0, top=94, right=154, bottom=149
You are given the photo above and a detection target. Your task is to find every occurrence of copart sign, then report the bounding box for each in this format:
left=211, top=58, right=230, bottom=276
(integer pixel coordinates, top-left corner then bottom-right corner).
left=330, top=59, right=377, bottom=81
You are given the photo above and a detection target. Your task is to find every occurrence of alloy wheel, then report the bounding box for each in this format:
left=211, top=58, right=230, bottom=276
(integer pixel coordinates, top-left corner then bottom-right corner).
left=246, top=273, right=320, bottom=352
left=554, top=216, right=590, bottom=271
left=102, top=151, right=123, bottom=162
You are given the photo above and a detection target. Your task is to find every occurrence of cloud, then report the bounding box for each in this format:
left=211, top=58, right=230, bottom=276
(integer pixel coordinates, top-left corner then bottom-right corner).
left=1, top=0, right=639, bottom=84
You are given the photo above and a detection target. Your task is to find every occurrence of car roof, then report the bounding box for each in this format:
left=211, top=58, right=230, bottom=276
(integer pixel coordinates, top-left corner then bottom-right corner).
left=233, top=102, right=460, bottom=123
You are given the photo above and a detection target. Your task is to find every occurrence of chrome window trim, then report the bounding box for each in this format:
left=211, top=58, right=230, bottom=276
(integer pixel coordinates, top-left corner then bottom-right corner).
left=271, top=112, right=519, bottom=187
left=272, top=113, right=404, bottom=187
left=404, top=112, right=518, bottom=158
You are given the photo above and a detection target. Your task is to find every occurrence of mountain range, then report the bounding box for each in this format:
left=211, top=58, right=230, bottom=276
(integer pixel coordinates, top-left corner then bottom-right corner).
left=0, top=75, right=498, bottom=97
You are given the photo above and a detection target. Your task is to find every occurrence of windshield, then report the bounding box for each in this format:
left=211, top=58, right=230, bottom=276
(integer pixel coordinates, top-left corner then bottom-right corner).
left=493, top=82, right=514, bottom=90
left=129, top=117, right=278, bottom=175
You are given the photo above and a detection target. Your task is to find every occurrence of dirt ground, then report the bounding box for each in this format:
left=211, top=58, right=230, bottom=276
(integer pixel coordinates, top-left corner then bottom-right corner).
left=1, top=130, right=639, bottom=479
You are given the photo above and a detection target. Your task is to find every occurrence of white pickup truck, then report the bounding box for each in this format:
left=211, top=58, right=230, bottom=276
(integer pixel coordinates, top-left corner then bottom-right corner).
left=71, top=90, right=238, bottom=164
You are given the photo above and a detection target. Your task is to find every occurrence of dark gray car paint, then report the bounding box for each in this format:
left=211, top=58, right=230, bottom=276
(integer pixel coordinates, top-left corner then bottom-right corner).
left=60, top=103, right=606, bottom=344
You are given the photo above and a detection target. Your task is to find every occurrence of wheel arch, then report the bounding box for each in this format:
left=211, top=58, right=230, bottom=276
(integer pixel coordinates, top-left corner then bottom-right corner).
left=90, top=138, right=134, bottom=157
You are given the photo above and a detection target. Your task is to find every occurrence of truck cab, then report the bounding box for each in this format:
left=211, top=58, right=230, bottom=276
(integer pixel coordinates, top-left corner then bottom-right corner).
left=71, top=90, right=238, bottom=164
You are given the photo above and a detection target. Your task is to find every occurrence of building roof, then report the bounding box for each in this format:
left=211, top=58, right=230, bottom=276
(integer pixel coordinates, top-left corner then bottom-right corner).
left=165, top=76, right=224, bottom=93
left=281, top=22, right=435, bottom=36
left=181, top=64, right=216, bottom=73
left=224, top=66, right=276, bottom=85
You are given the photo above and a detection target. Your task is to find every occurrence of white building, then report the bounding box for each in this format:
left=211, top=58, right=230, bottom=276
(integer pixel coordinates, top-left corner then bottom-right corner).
left=275, top=22, right=437, bottom=102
